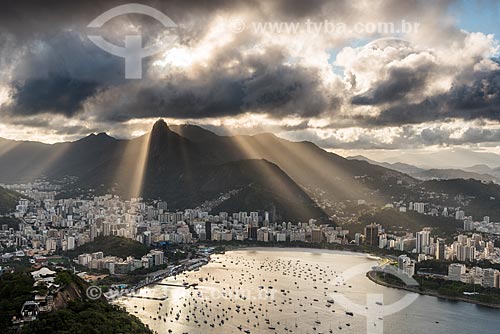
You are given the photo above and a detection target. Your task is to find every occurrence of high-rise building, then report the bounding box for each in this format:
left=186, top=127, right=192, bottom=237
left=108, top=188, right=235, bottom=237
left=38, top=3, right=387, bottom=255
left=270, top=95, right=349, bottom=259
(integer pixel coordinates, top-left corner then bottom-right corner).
left=142, top=231, right=152, bottom=246
left=442, top=207, right=448, bottom=217
left=150, top=250, right=164, bottom=266
left=464, top=218, right=474, bottom=231
left=457, top=234, right=468, bottom=245
left=459, top=245, right=475, bottom=262
left=398, top=255, right=415, bottom=277
left=416, top=230, right=431, bottom=253
left=102, top=222, right=111, bottom=236
left=248, top=226, right=258, bottom=240
left=205, top=221, right=212, bottom=241
left=219, top=212, right=228, bottom=221
left=250, top=212, right=259, bottom=224
left=398, top=254, right=408, bottom=270
left=364, top=223, right=380, bottom=247
left=157, top=201, right=168, bottom=211
left=67, top=236, right=75, bottom=250
left=448, top=263, right=466, bottom=281
left=78, top=253, right=92, bottom=266
left=90, top=224, right=97, bottom=241
left=483, top=269, right=499, bottom=288
left=413, top=202, right=425, bottom=214
left=312, top=229, right=323, bottom=243
left=379, top=234, right=388, bottom=249
left=436, top=238, right=445, bottom=260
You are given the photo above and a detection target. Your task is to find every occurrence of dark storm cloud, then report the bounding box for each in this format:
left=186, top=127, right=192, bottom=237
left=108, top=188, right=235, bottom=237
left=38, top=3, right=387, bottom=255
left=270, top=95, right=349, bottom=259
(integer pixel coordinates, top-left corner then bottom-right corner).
left=351, top=63, right=436, bottom=105
left=0, top=0, right=344, bottom=41
left=355, top=99, right=443, bottom=126
left=8, top=76, right=99, bottom=116
left=3, top=0, right=500, bottom=150
left=93, top=50, right=341, bottom=121
left=269, top=0, right=338, bottom=18
left=0, top=30, right=124, bottom=117
left=447, top=66, right=500, bottom=118
left=0, top=0, right=345, bottom=122
left=12, top=31, right=123, bottom=82
left=0, top=0, right=127, bottom=40
left=0, top=0, right=252, bottom=40
left=242, top=65, right=341, bottom=118
left=99, top=78, right=246, bottom=122
left=354, top=63, right=500, bottom=127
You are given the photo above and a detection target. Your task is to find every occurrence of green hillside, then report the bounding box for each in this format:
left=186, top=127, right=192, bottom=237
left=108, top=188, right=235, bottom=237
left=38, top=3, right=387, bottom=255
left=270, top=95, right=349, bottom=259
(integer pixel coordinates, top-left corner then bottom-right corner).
left=359, top=208, right=463, bottom=236
left=66, top=236, right=149, bottom=259
left=0, top=187, right=19, bottom=214
left=21, top=299, right=152, bottom=334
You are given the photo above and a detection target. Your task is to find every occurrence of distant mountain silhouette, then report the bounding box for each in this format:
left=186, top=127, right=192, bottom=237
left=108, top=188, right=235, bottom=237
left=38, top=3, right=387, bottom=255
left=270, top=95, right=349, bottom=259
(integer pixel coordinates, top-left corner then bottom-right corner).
left=347, top=155, right=425, bottom=174
left=464, top=164, right=494, bottom=174
left=348, top=155, right=500, bottom=183
left=413, top=169, right=499, bottom=183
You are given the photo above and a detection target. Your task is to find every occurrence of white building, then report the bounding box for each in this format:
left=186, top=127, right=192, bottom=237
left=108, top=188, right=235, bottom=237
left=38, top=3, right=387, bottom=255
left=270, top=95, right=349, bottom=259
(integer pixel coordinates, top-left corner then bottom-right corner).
left=448, top=263, right=466, bottom=281
left=483, top=268, right=500, bottom=288
left=398, top=255, right=415, bottom=277
left=67, top=236, right=75, bottom=250
left=413, top=202, right=426, bottom=214
left=416, top=230, right=431, bottom=254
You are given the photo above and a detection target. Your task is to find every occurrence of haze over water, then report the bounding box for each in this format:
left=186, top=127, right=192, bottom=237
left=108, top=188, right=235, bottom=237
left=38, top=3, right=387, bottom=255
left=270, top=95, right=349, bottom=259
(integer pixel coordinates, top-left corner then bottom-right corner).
left=116, top=249, right=500, bottom=334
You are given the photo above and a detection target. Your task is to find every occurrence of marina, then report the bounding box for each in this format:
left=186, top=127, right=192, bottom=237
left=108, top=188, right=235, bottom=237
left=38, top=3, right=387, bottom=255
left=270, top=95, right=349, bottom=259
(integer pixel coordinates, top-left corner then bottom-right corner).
left=115, top=248, right=500, bottom=334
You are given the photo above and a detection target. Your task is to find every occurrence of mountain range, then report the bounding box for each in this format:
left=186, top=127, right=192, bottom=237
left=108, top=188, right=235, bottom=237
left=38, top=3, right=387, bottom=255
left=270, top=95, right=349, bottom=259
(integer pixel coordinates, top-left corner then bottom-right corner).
left=2, top=120, right=500, bottom=221
left=0, top=120, right=413, bottom=222
left=347, top=155, right=500, bottom=183
left=359, top=149, right=500, bottom=170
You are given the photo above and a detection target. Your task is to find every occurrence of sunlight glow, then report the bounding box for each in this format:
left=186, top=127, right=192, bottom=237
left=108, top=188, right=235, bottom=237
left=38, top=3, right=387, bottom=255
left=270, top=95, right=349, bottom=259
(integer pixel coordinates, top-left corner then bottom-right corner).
left=154, top=15, right=237, bottom=70
left=113, top=132, right=152, bottom=199
left=0, top=86, right=11, bottom=107
left=154, top=47, right=195, bottom=68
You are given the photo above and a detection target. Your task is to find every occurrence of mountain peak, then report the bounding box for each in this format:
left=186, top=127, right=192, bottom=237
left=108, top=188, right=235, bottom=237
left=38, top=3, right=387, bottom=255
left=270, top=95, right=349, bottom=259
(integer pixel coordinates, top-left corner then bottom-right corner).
left=95, top=132, right=112, bottom=139
left=151, top=119, right=171, bottom=137
left=79, top=132, right=115, bottom=144
left=153, top=119, right=168, bottom=129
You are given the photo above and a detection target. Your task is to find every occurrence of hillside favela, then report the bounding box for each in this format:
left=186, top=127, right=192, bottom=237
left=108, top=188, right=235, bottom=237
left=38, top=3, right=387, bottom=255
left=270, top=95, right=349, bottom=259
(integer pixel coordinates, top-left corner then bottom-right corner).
left=1, top=1, right=500, bottom=334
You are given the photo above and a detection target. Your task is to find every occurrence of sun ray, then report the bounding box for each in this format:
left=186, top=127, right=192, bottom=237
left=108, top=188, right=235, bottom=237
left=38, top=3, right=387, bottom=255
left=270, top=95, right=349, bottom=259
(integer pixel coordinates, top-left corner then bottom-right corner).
left=216, top=125, right=390, bottom=220
left=112, top=131, right=152, bottom=199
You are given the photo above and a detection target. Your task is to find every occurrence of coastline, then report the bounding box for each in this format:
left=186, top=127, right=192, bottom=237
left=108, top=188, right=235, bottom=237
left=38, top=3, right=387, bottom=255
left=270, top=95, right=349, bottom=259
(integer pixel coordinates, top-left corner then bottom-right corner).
left=229, top=245, right=372, bottom=258
left=366, top=270, right=500, bottom=310
left=201, top=240, right=402, bottom=258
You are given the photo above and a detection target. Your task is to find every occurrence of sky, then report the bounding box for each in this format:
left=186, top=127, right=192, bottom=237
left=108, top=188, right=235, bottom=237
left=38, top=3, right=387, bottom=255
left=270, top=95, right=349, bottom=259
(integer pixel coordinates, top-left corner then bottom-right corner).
left=1, top=0, right=500, bottom=164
